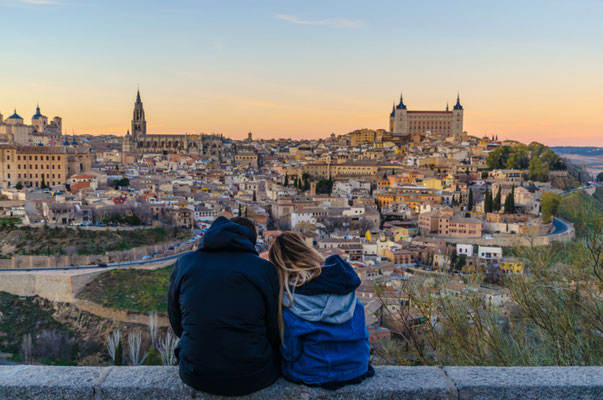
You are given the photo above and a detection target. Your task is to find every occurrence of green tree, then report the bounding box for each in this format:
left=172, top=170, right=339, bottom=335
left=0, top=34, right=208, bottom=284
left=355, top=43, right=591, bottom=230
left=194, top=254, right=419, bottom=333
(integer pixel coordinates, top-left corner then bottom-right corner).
left=504, top=185, right=516, bottom=214
left=252, top=191, right=257, bottom=202
left=303, top=176, right=310, bottom=192
left=284, top=174, right=289, bottom=186
left=597, top=172, right=603, bottom=182
left=541, top=191, right=560, bottom=223
left=15, top=182, right=23, bottom=190
left=455, top=254, right=467, bottom=270
left=316, top=179, right=333, bottom=195
left=484, top=186, right=492, bottom=213
left=528, top=157, right=549, bottom=182
left=493, top=187, right=502, bottom=211
left=449, top=252, right=458, bottom=271
left=467, top=189, right=474, bottom=211
left=113, top=177, right=130, bottom=189
left=40, top=174, right=48, bottom=189
left=145, top=346, right=162, bottom=365
left=505, top=145, right=530, bottom=169
left=114, top=340, right=123, bottom=366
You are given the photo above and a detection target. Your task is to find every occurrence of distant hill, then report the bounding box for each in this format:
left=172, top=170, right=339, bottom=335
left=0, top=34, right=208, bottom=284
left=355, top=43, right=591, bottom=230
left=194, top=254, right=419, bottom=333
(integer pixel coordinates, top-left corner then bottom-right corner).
left=552, top=147, right=603, bottom=176
left=552, top=147, right=603, bottom=157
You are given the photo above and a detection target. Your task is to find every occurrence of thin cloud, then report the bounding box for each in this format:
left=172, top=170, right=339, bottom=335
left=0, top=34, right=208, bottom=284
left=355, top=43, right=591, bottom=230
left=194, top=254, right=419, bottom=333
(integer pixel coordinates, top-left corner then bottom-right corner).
left=273, top=14, right=364, bottom=28
left=17, top=0, right=63, bottom=5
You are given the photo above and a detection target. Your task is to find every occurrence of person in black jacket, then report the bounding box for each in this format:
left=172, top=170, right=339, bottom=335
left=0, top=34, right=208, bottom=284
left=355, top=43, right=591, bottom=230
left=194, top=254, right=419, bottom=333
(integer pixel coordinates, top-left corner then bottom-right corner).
left=168, top=216, right=280, bottom=396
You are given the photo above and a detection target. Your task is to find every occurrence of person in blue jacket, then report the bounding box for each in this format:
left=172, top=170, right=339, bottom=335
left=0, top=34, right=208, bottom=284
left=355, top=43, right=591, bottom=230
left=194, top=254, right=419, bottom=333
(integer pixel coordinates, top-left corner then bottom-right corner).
left=268, top=231, right=374, bottom=390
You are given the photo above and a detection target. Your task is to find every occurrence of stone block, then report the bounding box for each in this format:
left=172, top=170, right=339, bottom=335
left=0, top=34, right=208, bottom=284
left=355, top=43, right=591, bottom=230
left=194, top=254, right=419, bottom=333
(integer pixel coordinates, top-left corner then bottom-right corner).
left=97, top=366, right=449, bottom=400
left=0, top=365, right=102, bottom=400
left=444, top=366, right=603, bottom=400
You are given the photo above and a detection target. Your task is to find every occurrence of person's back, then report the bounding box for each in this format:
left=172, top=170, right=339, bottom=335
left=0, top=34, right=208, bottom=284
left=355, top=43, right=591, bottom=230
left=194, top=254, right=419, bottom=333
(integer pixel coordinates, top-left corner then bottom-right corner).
left=269, top=232, right=373, bottom=390
left=168, top=217, right=280, bottom=396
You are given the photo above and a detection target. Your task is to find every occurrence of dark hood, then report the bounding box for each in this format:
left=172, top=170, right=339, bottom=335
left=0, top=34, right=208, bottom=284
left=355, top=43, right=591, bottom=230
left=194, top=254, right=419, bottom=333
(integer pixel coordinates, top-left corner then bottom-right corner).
left=294, top=255, right=360, bottom=296
left=200, top=216, right=257, bottom=254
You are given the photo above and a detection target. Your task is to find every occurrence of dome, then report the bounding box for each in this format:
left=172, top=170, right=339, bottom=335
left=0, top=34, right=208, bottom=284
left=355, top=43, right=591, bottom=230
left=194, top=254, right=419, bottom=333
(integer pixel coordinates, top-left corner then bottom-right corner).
left=32, top=105, right=45, bottom=120
left=8, top=110, right=22, bottom=120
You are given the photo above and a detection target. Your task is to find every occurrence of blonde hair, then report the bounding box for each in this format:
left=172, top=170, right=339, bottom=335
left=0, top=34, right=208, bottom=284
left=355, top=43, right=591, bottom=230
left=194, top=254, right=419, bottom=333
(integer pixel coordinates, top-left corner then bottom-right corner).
left=269, top=231, right=324, bottom=340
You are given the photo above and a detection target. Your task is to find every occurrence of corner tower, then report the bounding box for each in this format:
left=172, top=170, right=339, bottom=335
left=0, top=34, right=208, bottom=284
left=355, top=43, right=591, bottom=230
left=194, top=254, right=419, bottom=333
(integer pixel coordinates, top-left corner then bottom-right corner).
left=390, top=93, right=408, bottom=134
left=131, top=89, right=147, bottom=138
left=452, top=94, right=464, bottom=137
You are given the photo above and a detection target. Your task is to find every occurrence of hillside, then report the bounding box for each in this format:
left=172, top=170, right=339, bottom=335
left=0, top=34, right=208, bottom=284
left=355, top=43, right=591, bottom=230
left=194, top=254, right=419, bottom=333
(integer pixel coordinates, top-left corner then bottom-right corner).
left=552, top=146, right=603, bottom=176
left=77, top=265, right=174, bottom=313
left=552, top=147, right=603, bottom=157
left=0, top=226, right=190, bottom=257
left=557, top=190, right=603, bottom=238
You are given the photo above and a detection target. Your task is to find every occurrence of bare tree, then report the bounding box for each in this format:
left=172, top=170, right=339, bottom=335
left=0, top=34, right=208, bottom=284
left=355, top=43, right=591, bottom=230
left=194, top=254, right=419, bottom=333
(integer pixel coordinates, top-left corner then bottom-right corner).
left=295, top=222, right=318, bottom=238
left=148, top=312, right=158, bottom=347
left=33, top=330, right=73, bottom=362
left=20, top=334, right=33, bottom=363
left=157, top=330, right=179, bottom=366
left=132, top=205, right=155, bottom=225
left=127, top=330, right=148, bottom=366
left=106, top=329, right=121, bottom=363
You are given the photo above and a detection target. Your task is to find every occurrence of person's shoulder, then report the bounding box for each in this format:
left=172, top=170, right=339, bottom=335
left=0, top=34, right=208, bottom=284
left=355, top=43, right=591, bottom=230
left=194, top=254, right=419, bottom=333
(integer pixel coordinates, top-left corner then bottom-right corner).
left=248, top=253, right=277, bottom=273
left=175, top=249, right=204, bottom=271
left=242, top=253, right=278, bottom=282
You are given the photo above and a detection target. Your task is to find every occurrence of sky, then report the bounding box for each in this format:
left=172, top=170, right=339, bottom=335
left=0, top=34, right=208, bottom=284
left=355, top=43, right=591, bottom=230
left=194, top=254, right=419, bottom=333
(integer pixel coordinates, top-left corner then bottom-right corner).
left=1, top=0, right=602, bottom=146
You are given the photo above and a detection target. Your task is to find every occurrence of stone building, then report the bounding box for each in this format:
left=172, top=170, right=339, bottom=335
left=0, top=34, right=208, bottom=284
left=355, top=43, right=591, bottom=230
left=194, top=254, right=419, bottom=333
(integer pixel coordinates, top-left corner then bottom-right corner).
left=122, top=90, right=224, bottom=161
left=234, top=152, right=259, bottom=169
left=0, top=144, right=91, bottom=188
left=389, top=94, right=464, bottom=138
left=0, top=106, right=62, bottom=145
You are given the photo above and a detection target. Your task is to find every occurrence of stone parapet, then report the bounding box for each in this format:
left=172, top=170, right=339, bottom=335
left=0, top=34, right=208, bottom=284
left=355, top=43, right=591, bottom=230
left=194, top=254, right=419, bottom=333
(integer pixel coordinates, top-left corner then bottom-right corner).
left=0, top=365, right=601, bottom=399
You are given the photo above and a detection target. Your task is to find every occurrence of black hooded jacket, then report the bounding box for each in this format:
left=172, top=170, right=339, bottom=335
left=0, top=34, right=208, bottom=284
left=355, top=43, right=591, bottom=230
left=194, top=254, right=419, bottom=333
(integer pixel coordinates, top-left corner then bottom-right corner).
left=168, top=217, right=280, bottom=396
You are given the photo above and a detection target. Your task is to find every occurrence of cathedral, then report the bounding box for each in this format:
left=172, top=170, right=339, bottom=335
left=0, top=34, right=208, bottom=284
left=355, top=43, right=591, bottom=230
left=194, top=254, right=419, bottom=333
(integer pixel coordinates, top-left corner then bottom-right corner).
left=389, top=93, right=464, bottom=139
left=122, top=90, right=223, bottom=160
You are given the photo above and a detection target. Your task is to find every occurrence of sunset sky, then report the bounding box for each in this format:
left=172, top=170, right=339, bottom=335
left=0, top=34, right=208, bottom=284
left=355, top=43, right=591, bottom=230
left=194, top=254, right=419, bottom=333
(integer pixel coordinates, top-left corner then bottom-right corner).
left=1, top=0, right=602, bottom=146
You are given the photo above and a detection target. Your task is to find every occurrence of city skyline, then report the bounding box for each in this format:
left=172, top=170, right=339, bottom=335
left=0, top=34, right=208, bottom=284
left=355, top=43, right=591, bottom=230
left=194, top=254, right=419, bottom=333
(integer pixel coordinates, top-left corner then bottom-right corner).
left=1, top=0, right=602, bottom=146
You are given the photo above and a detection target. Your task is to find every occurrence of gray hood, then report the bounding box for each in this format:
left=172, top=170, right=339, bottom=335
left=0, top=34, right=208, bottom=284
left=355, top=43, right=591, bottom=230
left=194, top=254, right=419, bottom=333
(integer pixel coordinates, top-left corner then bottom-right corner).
left=285, top=292, right=357, bottom=324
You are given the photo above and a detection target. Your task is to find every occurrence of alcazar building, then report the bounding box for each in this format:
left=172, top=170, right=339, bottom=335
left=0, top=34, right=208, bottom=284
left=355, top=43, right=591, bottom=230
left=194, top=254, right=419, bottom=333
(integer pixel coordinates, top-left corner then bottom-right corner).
left=122, top=90, right=223, bottom=161
left=389, top=94, right=464, bottom=139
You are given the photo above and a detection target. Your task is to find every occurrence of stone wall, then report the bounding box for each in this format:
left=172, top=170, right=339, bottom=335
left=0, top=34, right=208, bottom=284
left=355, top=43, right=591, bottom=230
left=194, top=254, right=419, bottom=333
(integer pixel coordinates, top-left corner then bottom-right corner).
left=0, top=271, right=105, bottom=302
left=0, top=366, right=600, bottom=399
left=0, top=240, right=197, bottom=269
left=74, top=299, right=170, bottom=327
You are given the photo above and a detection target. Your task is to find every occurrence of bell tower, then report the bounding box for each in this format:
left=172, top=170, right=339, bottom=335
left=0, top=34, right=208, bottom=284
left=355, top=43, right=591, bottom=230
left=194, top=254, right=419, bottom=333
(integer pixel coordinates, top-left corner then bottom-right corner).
left=131, top=88, right=147, bottom=139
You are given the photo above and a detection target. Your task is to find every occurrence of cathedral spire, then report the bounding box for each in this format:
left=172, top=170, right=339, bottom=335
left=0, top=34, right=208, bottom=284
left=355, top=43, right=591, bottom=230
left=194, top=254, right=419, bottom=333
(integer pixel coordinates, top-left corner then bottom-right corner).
left=132, top=88, right=147, bottom=137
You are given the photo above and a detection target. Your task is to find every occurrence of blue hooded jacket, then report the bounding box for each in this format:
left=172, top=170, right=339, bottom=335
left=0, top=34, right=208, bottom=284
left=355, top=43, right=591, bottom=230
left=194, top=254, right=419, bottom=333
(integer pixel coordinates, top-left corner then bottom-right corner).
left=281, top=254, right=371, bottom=386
